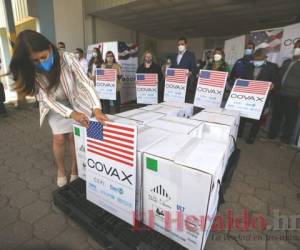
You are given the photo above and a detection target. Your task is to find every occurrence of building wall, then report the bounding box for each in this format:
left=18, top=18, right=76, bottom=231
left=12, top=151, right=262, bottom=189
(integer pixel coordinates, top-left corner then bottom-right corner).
left=36, top=0, right=56, bottom=43
left=94, top=18, right=136, bottom=44
left=53, top=0, right=85, bottom=51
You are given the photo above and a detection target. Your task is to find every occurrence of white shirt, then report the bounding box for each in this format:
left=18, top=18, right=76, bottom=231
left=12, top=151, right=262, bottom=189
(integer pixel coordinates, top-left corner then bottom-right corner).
left=177, top=49, right=186, bottom=65
left=79, top=58, right=88, bottom=74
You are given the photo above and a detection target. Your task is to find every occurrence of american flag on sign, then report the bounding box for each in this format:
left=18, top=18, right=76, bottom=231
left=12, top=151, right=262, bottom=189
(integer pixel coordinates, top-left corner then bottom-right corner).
left=96, top=69, right=116, bottom=81
left=198, top=70, right=227, bottom=88
left=165, top=68, right=187, bottom=84
left=86, top=121, right=136, bottom=167
left=233, top=79, right=270, bottom=95
left=136, top=74, right=157, bottom=86
left=250, top=29, right=283, bottom=53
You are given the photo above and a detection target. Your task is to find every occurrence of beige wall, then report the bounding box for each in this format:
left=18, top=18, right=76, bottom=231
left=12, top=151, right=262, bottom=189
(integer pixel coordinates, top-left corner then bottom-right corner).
left=95, top=18, right=136, bottom=43
left=53, top=0, right=85, bottom=52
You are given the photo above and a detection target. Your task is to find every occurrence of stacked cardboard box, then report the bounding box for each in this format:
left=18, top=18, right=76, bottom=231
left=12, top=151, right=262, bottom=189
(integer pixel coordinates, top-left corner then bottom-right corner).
left=142, top=134, right=227, bottom=250
left=74, top=104, right=240, bottom=249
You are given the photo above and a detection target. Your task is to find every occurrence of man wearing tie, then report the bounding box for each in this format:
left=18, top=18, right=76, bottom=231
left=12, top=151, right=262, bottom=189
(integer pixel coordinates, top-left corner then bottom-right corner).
left=171, top=37, right=196, bottom=103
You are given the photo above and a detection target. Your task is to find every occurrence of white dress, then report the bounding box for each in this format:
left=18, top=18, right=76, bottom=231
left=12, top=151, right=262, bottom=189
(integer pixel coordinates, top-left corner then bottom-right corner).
left=47, top=85, right=74, bottom=135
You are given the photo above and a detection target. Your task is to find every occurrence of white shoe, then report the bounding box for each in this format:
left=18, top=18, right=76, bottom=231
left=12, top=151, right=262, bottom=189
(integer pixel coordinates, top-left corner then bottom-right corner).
left=57, top=176, right=68, bottom=187
left=70, top=175, right=78, bottom=183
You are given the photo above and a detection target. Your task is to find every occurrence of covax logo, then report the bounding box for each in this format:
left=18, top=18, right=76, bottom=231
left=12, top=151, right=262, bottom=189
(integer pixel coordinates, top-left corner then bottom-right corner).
left=197, top=87, right=222, bottom=95
left=87, top=159, right=133, bottom=185
left=231, top=93, right=264, bottom=102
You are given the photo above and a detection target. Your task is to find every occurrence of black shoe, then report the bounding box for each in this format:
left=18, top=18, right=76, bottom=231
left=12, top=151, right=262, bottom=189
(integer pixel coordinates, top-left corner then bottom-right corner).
left=246, top=137, right=255, bottom=144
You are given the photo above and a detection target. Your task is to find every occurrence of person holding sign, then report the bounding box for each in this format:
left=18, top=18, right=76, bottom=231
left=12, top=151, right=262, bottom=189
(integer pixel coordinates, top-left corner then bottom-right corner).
left=204, top=48, right=230, bottom=73
left=171, top=37, right=196, bottom=103
left=137, top=50, right=163, bottom=102
left=88, top=47, right=103, bottom=81
left=9, top=30, right=108, bottom=187
left=238, top=49, right=280, bottom=144
left=101, top=51, right=122, bottom=113
left=229, top=42, right=256, bottom=86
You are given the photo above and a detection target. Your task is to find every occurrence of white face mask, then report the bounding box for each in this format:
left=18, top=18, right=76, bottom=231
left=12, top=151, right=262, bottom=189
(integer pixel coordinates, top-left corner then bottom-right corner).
left=92, top=52, right=98, bottom=57
left=214, top=54, right=222, bottom=61
left=75, top=53, right=80, bottom=59
left=294, top=48, right=300, bottom=56
left=178, top=45, right=186, bottom=53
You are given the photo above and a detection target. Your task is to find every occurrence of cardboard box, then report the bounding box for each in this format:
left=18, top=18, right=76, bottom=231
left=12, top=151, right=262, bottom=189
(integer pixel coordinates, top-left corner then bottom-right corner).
left=73, top=124, right=87, bottom=180
left=143, top=134, right=227, bottom=250
left=135, top=126, right=170, bottom=221
left=189, top=120, right=235, bottom=179
left=161, top=101, right=194, bottom=118
left=139, top=104, right=183, bottom=117
left=191, top=111, right=239, bottom=140
left=85, top=120, right=138, bottom=225
left=203, top=107, right=240, bottom=127
left=146, top=116, right=201, bottom=135
left=115, top=109, right=165, bottom=125
left=85, top=117, right=169, bottom=222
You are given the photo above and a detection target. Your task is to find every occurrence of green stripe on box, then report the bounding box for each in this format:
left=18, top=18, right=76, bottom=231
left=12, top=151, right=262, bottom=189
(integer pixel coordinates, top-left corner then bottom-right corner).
left=146, top=157, right=157, bottom=172
left=74, top=127, right=80, bottom=136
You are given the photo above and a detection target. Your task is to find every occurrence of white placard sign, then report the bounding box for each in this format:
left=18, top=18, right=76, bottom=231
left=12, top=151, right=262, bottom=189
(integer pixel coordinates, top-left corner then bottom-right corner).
left=225, top=79, right=271, bottom=120
left=164, top=68, right=188, bottom=103
left=194, top=70, right=228, bottom=108
left=224, top=35, right=246, bottom=67
left=278, top=22, right=300, bottom=66
left=85, top=120, right=137, bottom=225
left=136, top=73, right=158, bottom=104
left=95, top=68, right=117, bottom=100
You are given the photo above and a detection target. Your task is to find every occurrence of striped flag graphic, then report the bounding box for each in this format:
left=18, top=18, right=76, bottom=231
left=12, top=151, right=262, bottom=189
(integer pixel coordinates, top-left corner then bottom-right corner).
left=96, top=69, right=116, bottom=81
left=198, top=70, right=228, bottom=88
left=136, top=73, right=158, bottom=86
left=86, top=121, right=136, bottom=167
left=233, top=79, right=270, bottom=95
left=166, top=68, right=188, bottom=84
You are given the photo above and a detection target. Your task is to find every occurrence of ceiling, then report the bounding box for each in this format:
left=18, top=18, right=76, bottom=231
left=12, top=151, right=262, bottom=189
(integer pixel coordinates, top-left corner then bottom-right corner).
left=87, top=0, right=300, bottom=39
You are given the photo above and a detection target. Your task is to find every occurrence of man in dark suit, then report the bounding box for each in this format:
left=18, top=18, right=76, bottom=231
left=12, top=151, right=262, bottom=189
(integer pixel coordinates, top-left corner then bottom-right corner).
left=238, top=48, right=280, bottom=144
left=171, top=37, right=196, bottom=103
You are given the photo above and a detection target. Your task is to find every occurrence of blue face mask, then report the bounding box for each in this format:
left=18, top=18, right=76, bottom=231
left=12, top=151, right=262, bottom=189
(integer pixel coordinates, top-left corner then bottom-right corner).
left=253, top=60, right=265, bottom=67
left=244, top=49, right=253, bottom=56
left=36, top=51, right=55, bottom=72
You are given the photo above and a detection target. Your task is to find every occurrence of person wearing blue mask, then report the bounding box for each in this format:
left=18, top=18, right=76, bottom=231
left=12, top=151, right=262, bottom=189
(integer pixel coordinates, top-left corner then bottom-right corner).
left=237, top=48, right=280, bottom=144
left=229, top=42, right=255, bottom=87
left=9, top=30, right=108, bottom=187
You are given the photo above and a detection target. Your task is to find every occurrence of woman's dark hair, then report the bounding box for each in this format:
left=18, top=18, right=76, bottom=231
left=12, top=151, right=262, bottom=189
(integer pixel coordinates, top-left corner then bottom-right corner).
left=104, top=51, right=117, bottom=64
left=214, top=48, right=226, bottom=61
left=9, top=30, right=60, bottom=95
left=88, top=47, right=103, bottom=73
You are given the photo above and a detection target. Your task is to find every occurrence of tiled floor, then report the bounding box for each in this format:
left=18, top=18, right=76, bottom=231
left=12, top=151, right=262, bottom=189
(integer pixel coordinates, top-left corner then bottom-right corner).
left=0, top=104, right=299, bottom=250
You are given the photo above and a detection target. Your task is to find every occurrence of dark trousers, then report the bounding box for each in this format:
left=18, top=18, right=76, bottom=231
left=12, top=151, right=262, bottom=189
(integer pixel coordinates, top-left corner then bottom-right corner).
left=185, top=77, right=197, bottom=104
left=100, top=91, right=121, bottom=114
left=238, top=118, right=261, bottom=140
left=0, top=82, right=6, bottom=114
left=268, top=94, right=299, bottom=144
left=158, top=82, right=164, bottom=103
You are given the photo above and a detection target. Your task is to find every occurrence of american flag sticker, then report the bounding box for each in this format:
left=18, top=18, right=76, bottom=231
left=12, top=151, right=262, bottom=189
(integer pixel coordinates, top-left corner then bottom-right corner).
left=165, top=68, right=188, bottom=84
left=233, top=79, right=271, bottom=96
left=198, top=70, right=228, bottom=88
left=86, top=121, right=137, bottom=167
left=136, top=73, right=158, bottom=86
left=96, top=68, right=116, bottom=81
